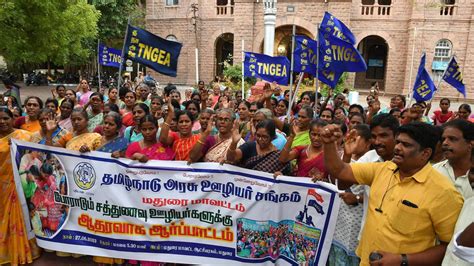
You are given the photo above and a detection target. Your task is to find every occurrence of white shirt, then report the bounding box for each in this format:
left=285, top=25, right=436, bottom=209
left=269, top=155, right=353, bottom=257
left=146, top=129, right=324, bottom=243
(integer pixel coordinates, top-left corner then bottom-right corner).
left=433, top=160, right=473, bottom=199
left=354, top=149, right=384, bottom=240
left=442, top=197, right=474, bottom=265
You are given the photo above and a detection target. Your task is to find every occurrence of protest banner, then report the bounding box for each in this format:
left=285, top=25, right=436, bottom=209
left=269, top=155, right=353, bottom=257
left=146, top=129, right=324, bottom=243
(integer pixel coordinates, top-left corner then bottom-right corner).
left=12, top=140, right=341, bottom=265
left=98, top=44, right=122, bottom=68
left=123, top=25, right=183, bottom=77
left=243, top=52, right=291, bottom=85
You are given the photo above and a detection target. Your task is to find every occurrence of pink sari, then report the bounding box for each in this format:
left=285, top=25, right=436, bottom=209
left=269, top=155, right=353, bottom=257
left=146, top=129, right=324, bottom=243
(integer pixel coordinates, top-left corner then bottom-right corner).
left=293, top=146, right=327, bottom=179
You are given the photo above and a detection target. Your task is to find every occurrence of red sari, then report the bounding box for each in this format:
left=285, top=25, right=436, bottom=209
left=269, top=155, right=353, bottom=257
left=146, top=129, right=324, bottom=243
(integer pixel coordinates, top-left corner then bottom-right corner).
left=292, top=146, right=327, bottom=179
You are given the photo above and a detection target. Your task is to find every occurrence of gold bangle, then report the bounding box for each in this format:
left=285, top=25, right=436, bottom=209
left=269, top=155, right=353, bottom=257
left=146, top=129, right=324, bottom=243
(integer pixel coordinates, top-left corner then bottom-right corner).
left=163, top=122, right=170, bottom=127
left=197, top=139, right=205, bottom=145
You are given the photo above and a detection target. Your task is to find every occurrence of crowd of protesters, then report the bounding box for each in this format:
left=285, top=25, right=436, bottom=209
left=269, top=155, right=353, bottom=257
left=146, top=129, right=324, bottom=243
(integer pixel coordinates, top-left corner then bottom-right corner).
left=0, top=75, right=473, bottom=266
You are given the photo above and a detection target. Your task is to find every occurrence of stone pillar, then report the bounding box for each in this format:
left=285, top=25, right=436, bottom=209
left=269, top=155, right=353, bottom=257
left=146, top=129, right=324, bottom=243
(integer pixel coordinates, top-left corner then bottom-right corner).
left=263, top=0, right=277, bottom=56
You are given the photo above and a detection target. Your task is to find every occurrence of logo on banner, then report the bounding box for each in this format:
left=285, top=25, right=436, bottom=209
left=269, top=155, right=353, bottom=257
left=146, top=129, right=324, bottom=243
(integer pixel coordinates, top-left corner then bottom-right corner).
left=73, top=162, right=96, bottom=190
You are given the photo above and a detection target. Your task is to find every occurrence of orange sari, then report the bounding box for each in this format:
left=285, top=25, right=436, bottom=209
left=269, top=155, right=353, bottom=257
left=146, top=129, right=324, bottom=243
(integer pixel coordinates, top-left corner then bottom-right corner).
left=0, top=129, right=37, bottom=265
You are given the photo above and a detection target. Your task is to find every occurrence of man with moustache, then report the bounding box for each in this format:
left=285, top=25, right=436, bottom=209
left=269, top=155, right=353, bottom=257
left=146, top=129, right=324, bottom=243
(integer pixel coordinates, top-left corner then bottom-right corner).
left=321, top=122, right=463, bottom=266
left=434, top=119, right=473, bottom=199
left=355, top=114, right=399, bottom=240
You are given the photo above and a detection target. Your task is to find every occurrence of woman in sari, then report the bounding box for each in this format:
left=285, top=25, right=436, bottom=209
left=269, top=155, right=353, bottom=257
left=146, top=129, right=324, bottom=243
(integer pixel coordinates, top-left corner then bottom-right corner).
left=65, top=108, right=101, bottom=152
left=76, top=79, right=93, bottom=106
left=275, top=99, right=289, bottom=121
left=85, top=92, right=104, bottom=132
left=0, top=107, right=39, bottom=265
left=150, top=95, right=164, bottom=125
left=189, top=108, right=244, bottom=163
left=192, top=109, right=217, bottom=135
left=121, top=90, right=137, bottom=127
left=31, top=108, right=72, bottom=147
left=279, top=120, right=328, bottom=180
left=96, top=111, right=129, bottom=156
left=291, top=105, right=313, bottom=148
left=123, top=103, right=151, bottom=143
left=57, top=99, right=74, bottom=132
left=105, top=87, right=124, bottom=109
left=160, top=101, right=201, bottom=161
left=126, top=115, right=174, bottom=162
left=237, top=101, right=251, bottom=138
left=227, top=119, right=289, bottom=174
left=14, top=96, right=43, bottom=133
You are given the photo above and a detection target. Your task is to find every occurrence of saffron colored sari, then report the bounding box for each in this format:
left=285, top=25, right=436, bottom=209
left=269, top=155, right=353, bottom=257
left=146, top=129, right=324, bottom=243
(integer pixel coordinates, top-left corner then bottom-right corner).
left=0, top=129, right=39, bottom=265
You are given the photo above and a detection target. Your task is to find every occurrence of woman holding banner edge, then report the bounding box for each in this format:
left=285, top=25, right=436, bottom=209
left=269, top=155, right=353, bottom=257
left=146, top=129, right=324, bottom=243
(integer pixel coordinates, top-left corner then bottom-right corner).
left=0, top=106, right=39, bottom=265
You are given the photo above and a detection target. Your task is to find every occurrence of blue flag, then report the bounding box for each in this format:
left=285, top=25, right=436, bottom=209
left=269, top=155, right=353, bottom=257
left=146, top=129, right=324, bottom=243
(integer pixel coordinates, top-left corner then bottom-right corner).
left=319, top=32, right=367, bottom=72
left=124, top=25, right=182, bottom=77
left=443, top=57, right=465, bottom=97
left=413, top=53, right=437, bottom=102
left=320, top=12, right=356, bottom=45
left=308, top=199, right=324, bottom=215
left=98, top=44, right=122, bottom=68
left=294, top=35, right=318, bottom=74
left=293, top=35, right=342, bottom=88
left=243, top=52, right=290, bottom=85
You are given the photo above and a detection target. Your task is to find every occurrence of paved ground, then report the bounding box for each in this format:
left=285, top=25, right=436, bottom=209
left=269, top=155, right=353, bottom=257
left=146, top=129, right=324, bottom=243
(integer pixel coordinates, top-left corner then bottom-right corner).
left=1, top=82, right=468, bottom=115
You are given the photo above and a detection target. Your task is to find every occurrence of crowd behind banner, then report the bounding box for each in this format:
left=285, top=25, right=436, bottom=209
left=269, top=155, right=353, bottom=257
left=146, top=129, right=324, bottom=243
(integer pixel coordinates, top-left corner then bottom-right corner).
left=0, top=73, right=473, bottom=265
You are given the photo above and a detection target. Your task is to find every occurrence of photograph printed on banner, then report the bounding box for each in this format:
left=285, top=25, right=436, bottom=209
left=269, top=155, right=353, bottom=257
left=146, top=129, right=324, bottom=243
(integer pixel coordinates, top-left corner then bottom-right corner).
left=17, top=149, right=69, bottom=238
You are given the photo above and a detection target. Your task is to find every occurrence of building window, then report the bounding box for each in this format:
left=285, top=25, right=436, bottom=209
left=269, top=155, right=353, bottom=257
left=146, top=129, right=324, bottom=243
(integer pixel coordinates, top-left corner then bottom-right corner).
left=165, top=0, right=178, bottom=6
left=217, top=0, right=228, bottom=5
left=166, top=35, right=178, bottom=42
left=432, top=39, right=452, bottom=82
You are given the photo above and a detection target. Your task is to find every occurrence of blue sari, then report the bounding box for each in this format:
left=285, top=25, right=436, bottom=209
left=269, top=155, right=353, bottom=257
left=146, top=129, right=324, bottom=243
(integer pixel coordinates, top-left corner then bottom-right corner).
left=97, top=137, right=129, bottom=153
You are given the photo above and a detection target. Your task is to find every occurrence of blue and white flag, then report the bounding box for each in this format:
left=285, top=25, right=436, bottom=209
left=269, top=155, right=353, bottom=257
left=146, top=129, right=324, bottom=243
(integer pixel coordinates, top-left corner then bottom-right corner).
left=98, top=44, right=122, bottom=68
left=320, top=12, right=356, bottom=45
left=124, top=25, right=182, bottom=77
left=443, top=57, right=465, bottom=97
left=243, top=52, right=290, bottom=85
left=413, top=53, right=437, bottom=102
left=319, top=32, right=367, bottom=73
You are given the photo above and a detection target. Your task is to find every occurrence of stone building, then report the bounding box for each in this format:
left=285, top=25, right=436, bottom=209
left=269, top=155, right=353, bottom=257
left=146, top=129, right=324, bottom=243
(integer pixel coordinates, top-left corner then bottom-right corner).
left=146, top=0, right=473, bottom=99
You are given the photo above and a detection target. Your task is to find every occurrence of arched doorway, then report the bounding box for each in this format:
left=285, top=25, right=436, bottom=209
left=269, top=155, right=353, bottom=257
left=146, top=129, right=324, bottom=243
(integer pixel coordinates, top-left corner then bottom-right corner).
left=215, top=33, right=234, bottom=77
left=354, top=35, right=388, bottom=91
left=260, top=25, right=314, bottom=58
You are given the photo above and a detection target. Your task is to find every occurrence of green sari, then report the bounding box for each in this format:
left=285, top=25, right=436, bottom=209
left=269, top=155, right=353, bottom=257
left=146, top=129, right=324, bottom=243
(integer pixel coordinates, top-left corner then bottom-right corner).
left=291, top=130, right=310, bottom=148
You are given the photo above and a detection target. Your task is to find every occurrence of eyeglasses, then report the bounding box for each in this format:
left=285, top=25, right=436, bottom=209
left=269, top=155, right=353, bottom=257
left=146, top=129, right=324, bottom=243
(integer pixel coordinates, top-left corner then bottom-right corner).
left=256, top=134, right=270, bottom=141
left=217, top=117, right=231, bottom=122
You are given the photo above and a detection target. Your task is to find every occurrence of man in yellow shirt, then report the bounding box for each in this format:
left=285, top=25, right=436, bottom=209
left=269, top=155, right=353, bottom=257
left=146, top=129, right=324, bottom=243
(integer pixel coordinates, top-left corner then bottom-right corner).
left=322, top=122, right=463, bottom=265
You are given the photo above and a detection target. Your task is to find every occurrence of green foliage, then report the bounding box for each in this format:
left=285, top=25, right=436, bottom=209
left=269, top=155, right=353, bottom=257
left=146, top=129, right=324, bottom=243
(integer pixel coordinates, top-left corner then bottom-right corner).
left=0, top=0, right=100, bottom=66
left=320, top=72, right=350, bottom=97
left=222, top=63, right=255, bottom=93
left=90, top=0, right=145, bottom=45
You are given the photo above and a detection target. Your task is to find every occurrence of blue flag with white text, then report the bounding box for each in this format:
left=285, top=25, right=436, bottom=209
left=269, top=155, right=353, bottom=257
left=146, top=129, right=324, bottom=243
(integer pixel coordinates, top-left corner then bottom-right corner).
left=98, top=44, right=122, bottom=68
left=124, top=25, right=182, bottom=77
left=243, top=52, right=290, bottom=85
left=413, top=53, right=437, bottom=102
left=443, top=57, right=465, bottom=97
left=293, top=35, right=343, bottom=88
left=320, top=12, right=356, bottom=45
left=319, top=32, right=367, bottom=72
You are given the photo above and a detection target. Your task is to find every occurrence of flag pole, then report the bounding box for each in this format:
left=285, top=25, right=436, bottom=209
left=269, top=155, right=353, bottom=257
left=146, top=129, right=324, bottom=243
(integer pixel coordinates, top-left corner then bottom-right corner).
left=286, top=73, right=304, bottom=121
left=97, top=39, right=101, bottom=92
left=430, top=55, right=453, bottom=105
left=117, top=16, right=131, bottom=90
left=241, top=39, right=245, bottom=100
left=314, top=23, right=320, bottom=115
left=407, top=27, right=417, bottom=106
left=286, top=24, right=297, bottom=121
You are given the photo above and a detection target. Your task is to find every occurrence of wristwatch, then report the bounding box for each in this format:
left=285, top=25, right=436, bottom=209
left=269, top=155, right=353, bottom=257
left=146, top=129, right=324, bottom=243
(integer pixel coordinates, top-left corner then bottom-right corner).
left=401, top=254, right=408, bottom=266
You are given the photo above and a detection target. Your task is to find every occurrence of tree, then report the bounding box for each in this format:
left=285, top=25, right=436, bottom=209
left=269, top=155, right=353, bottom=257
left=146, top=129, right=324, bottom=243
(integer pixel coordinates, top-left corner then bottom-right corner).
left=90, top=0, right=145, bottom=48
left=0, top=0, right=99, bottom=66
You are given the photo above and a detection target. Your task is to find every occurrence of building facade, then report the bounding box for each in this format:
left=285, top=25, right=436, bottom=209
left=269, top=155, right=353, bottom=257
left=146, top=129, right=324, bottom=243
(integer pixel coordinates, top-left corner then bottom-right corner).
left=146, top=0, right=474, bottom=98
